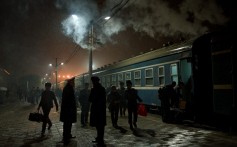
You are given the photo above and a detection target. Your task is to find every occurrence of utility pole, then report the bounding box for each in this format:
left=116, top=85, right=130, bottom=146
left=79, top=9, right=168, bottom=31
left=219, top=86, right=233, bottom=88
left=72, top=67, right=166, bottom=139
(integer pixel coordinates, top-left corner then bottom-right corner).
left=48, top=58, right=63, bottom=91
left=87, top=16, right=110, bottom=86
left=88, top=24, right=94, bottom=87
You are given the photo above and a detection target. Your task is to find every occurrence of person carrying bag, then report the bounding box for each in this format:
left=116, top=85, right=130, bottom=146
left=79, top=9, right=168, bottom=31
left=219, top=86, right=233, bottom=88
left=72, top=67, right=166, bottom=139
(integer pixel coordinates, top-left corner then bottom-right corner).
left=37, top=82, right=58, bottom=136
left=28, top=110, right=43, bottom=122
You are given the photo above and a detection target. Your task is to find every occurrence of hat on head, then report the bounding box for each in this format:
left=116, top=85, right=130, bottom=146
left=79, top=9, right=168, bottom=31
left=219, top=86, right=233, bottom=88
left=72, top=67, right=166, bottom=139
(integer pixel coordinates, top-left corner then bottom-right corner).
left=45, top=82, right=52, bottom=87
left=126, top=80, right=132, bottom=85
left=67, top=77, right=75, bottom=82
left=91, top=76, right=100, bottom=82
left=119, top=81, right=124, bottom=85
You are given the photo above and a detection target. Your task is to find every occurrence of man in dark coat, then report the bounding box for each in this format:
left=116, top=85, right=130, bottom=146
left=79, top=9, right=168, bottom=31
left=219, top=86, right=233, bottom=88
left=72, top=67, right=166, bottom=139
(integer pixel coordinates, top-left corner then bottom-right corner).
left=107, top=85, right=121, bottom=128
left=79, top=82, right=90, bottom=127
left=60, top=78, right=77, bottom=145
left=37, top=82, right=58, bottom=136
left=125, top=80, right=143, bottom=130
left=118, top=81, right=126, bottom=117
left=158, top=81, right=177, bottom=123
left=89, top=76, right=106, bottom=146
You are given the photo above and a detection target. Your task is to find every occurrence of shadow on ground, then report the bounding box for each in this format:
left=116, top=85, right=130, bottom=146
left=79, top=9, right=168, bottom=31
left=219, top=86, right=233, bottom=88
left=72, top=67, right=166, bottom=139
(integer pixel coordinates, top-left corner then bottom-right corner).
left=20, top=135, right=50, bottom=147
left=132, top=128, right=156, bottom=137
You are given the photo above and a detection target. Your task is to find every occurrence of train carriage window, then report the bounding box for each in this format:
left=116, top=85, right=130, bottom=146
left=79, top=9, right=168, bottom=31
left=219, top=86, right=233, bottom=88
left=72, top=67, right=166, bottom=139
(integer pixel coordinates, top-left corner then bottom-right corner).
left=134, top=70, right=141, bottom=86
left=106, top=75, right=111, bottom=88
left=125, top=72, right=131, bottom=81
left=101, top=76, right=106, bottom=87
left=145, top=68, right=153, bottom=86
left=170, top=64, right=178, bottom=83
left=112, top=74, right=117, bottom=86
left=158, top=66, right=165, bottom=86
left=118, top=73, right=123, bottom=86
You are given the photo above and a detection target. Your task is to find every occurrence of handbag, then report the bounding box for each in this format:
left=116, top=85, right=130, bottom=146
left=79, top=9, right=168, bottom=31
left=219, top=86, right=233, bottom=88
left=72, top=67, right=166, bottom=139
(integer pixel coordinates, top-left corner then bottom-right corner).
left=28, top=111, right=43, bottom=122
left=137, top=103, right=147, bottom=116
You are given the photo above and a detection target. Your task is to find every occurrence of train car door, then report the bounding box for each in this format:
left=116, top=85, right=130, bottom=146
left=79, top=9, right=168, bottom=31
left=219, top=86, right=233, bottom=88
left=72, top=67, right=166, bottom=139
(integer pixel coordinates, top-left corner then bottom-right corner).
left=210, top=32, right=235, bottom=118
left=179, top=58, right=192, bottom=84
left=179, top=55, right=193, bottom=113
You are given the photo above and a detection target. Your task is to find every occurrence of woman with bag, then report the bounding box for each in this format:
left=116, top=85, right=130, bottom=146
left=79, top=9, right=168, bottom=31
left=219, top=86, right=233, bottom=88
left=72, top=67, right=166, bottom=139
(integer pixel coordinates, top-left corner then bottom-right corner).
left=37, top=82, right=58, bottom=136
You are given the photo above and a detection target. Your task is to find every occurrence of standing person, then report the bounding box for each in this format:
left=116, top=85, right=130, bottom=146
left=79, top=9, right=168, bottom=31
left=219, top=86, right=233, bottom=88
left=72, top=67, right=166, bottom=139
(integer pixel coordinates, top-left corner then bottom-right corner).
left=29, top=87, right=35, bottom=104
left=17, top=87, right=23, bottom=101
left=158, top=81, right=177, bottom=123
left=125, top=80, right=143, bottom=130
left=167, top=81, right=177, bottom=108
left=89, top=76, right=106, bottom=147
left=35, top=87, right=41, bottom=104
left=37, top=82, right=58, bottom=136
left=107, top=85, right=121, bottom=128
left=118, top=81, right=126, bottom=117
left=60, top=78, right=77, bottom=145
left=79, top=83, right=91, bottom=127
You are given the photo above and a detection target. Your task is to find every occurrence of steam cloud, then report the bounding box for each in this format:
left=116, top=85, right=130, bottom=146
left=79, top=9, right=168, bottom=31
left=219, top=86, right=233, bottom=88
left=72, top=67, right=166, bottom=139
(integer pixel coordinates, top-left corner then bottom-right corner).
left=0, top=0, right=231, bottom=78
left=59, top=0, right=229, bottom=49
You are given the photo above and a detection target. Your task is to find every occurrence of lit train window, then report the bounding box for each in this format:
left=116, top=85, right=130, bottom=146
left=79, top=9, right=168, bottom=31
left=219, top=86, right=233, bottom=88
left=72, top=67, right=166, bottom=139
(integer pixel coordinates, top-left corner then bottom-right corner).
left=134, top=70, right=141, bottom=86
left=158, top=66, right=165, bottom=86
left=112, top=74, right=117, bottom=86
left=170, top=63, right=178, bottom=83
left=125, top=72, right=131, bottom=81
left=145, top=68, right=153, bottom=86
left=118, top=73, right=123, bottom=85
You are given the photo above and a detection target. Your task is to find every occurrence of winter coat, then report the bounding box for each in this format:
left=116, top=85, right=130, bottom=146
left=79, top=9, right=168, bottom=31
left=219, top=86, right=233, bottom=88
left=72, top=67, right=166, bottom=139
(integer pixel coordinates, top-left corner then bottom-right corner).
left=89, top=83, right=106, bottom=127
left=60, top=83, right=77, bottom=123
left=107, top=91, right=121, bottom=110
left=118, top=87, right=126, bottom=107
left=125, top=88, right=142, bottom=109
left=38, top=90, right=58, bottom=111
left=79, top=89, right=90, bottom=112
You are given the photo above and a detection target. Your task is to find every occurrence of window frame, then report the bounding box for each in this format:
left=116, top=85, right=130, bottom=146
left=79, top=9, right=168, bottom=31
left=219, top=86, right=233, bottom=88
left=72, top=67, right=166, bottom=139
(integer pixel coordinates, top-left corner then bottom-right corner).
left=145, top=68, right=154, bottom=86
left=117, top=73, right=124, bottom=86
left=111, top=74, right=117, bottom=86
left=125, top=72, right=131, bottom=81
left=134, top=70, right=141, bottom=86
left=158, top=66, right=165, bottom=86
left=170, top=63, right=178, bottom=83
left=106, top=75, right=111, bottom=88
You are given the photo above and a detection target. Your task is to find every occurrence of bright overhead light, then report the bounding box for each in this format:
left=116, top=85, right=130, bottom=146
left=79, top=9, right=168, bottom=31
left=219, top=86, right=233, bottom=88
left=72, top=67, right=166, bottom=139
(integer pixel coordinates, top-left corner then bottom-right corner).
left=104, top=16, right=110, bottom=20
left=71, top=14, right=78, bottom=20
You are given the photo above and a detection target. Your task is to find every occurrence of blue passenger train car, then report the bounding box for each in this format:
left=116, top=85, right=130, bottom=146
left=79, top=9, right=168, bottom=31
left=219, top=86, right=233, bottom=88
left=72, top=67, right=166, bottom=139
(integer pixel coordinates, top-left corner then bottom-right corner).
left=62, top=30, right=236, bottom=128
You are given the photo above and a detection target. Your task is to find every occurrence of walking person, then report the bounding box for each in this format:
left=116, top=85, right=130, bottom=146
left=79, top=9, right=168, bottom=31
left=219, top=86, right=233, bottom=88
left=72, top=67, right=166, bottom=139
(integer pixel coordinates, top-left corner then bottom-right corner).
left=107, top=85, right=121, bottom=128
left=79, top=83, right=91, bottom=127
left=89, top=76, right=106, bottom=147
left=60, top=78, right=77, bottom=145
left=125, top=80, right=143, bottom=130
left=118, top=81, right=126, bottom=117
left=37, top=82, right=58, bottom=136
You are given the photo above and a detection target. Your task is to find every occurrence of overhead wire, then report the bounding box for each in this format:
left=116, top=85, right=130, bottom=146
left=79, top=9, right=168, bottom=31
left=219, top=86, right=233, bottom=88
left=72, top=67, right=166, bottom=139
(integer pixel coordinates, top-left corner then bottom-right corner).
left=101, top=0, right=130, bottom=25
left=44, top=44, right=82, bottom=80
left=110, top=0, right=124, bottom=11
left=52, top=0, right=131, bottom=78
left=64, top=44, right=81, bottom=65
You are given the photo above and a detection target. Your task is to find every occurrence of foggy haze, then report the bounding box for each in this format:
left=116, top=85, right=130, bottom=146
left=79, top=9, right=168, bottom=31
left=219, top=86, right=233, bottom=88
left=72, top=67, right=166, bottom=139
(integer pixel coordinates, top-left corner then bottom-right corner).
left=0, top=0, right=234, bottom=85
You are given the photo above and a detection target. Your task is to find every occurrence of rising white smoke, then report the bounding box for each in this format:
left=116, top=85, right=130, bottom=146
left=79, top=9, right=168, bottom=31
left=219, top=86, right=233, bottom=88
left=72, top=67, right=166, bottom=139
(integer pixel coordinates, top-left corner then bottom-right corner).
left=59, top=0, right=229, bottom=48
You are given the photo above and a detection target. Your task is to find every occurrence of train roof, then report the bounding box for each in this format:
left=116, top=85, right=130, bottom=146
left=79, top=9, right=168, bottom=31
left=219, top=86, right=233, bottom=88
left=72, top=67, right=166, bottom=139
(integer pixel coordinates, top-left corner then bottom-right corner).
left=92, top=38, right=195, bottom=74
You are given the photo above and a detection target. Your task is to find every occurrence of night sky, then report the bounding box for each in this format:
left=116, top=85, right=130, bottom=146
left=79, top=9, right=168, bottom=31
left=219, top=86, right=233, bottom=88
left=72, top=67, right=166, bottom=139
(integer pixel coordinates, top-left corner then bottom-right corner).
left=0, top=0, right=234, bottom=82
